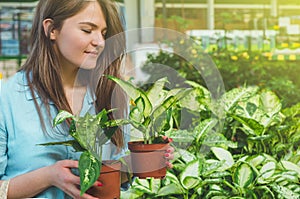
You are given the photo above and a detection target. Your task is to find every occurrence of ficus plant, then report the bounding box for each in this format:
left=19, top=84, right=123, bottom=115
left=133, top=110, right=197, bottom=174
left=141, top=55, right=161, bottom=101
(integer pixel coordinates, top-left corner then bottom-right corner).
left=40, top=109, right=128, bottom=195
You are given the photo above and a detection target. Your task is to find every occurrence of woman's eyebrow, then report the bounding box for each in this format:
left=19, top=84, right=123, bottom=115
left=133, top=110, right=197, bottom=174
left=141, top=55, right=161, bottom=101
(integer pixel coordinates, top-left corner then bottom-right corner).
left=79, top=21, right=98, bottom=28
left=79, top=21, right=107, bottom=29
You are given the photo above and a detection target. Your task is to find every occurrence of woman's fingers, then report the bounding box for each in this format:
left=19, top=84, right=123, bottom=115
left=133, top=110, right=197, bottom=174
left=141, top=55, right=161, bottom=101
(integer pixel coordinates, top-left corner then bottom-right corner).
left=162, top=136, right=173, bottom=143
left=49, top=160, right=99, bottom=199
left=165, top=161, right=173, bottom=169
left=164, top=145, right=175, bottom=169
left=165, top=146, right=175, bottom=160
left=66, top=183, right=99, bottom=199
left=92, top=181, right=103, bottom=187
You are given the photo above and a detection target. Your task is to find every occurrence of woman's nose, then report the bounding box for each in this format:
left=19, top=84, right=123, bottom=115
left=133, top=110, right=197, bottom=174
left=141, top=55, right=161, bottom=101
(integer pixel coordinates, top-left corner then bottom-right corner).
left=92, top=33, right=105, bottom=47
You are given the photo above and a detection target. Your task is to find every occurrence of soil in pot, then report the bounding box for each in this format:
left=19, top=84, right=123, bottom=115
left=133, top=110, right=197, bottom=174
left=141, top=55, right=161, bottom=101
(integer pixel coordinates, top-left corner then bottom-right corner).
left=87, top=160, right=121, bottom=199
left=128, top=141, right=169, bottom=179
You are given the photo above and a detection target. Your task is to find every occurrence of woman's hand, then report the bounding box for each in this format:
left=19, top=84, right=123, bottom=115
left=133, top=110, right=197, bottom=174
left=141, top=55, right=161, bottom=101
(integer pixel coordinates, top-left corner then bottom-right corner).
left=162, top=136, right=175, bottom=169
left=48, top=160, right=100, bottom=199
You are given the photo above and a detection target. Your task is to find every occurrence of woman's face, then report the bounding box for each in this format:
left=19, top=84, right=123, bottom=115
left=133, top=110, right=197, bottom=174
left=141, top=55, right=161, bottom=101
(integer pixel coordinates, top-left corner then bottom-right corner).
left=51, top=2, right=107, bottom=71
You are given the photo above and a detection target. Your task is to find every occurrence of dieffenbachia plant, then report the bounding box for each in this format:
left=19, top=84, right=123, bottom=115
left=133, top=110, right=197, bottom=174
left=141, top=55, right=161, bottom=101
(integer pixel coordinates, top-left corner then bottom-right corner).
left=107, top=75, right=192, bottom=144
left=40, top=109, right=128, bottom=195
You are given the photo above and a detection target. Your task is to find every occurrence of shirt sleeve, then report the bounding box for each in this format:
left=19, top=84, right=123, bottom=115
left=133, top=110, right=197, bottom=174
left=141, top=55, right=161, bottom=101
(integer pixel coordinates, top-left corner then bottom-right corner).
left=0, top=95, right=8, bottom=179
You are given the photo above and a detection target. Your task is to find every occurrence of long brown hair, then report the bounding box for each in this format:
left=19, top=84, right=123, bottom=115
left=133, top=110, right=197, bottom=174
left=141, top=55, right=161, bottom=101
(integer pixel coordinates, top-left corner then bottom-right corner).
left=20, top=0, right=127, bottom=148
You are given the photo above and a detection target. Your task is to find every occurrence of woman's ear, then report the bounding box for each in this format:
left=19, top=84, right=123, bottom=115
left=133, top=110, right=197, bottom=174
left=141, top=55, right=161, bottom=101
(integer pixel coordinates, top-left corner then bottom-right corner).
left=42, top=18, right=57, bottom=40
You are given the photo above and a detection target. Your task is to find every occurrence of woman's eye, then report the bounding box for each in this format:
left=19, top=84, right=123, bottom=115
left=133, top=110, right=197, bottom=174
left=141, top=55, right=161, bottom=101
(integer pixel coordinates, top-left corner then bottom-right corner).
left=82, top=29, right=92, bottom=33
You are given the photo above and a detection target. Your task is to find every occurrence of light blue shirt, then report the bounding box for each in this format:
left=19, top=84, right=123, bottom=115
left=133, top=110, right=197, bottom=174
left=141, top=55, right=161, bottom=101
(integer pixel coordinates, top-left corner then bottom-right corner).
left=0, top=71, right=129, bottom=198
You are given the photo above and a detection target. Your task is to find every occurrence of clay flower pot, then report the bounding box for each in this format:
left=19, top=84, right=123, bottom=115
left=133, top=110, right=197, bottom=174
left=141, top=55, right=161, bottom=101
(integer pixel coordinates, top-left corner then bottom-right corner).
left=128, top=141, right=169, bottom=179
left=87, top=160, right=121, bottom=199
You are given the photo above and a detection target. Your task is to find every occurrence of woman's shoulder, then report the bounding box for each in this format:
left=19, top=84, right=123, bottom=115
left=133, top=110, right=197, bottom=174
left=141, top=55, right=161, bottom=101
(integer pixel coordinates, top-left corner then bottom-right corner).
left=3, top=70, right=25, bottom=84
left=1, top=71, right=27, bottom=98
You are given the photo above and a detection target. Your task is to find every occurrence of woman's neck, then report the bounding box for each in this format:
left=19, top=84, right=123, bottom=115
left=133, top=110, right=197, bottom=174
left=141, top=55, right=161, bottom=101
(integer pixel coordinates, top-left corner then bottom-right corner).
left=61, top=67, right=86, bottom=115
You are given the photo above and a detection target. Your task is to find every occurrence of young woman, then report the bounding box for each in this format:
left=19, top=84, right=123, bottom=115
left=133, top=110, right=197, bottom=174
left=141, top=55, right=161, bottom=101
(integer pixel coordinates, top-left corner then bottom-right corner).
left=0, top=0, right=173, bottom=198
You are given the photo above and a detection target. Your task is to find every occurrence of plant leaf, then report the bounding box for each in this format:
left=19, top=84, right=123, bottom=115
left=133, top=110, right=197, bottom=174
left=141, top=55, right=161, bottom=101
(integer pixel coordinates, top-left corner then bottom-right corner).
left=106, top=75, right=152, bottom=117
left=180, top=159, right=202, bottom=190
left=270, top=184, right=300, bottom=199
left=246, top=154, right=266, bottom=167
left=233, top=163, right=255, bottom=188
left=257, top=161, right=276, bottom=183
left=195, top=118, right=218, bottom=143
left=230, top=114, right=264, bottom=135
left=281, top=160, right=300, bottom=178
left=38, top=140, right=84, bottom=152
left=146, top=77, right=168, bottom=108
left=220, top=86, right=259, bottom=113
left=157, top=183, right=184, bottom=196
left=151, top=88, right=192, bottom=123
left=53, top=110, right=74, bottom=126
left=79, top=151, right=101, bottom=195
left=211, top=147, right=234, bottom=170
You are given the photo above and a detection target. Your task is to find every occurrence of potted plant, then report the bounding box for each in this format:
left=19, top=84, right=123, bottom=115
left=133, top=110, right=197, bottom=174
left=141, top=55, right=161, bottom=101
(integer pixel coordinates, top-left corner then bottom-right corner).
left=107, top=75, right=191, bottom=179
left=40, top=109, right=127, bottom=198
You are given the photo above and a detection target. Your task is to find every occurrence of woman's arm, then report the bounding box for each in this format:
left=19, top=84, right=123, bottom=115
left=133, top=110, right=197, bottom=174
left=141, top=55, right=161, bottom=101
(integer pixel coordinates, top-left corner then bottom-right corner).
left=5, top=160, right=99, bottom=199
left=6, top=166, right=52, bottom=198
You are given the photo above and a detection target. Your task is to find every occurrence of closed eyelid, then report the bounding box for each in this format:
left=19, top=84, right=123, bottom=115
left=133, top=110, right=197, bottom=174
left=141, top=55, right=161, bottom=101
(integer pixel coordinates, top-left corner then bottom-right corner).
left=79, top=22, right=106, bottom=31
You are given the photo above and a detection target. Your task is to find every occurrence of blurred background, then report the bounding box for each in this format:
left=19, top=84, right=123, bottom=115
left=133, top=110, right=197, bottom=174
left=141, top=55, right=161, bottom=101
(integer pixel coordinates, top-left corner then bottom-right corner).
left=1, top=0, right=300, bottom=79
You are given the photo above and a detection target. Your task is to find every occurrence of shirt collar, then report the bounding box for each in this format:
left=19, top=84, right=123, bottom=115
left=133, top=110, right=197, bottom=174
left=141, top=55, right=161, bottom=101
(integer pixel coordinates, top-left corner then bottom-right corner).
left=22, top=71, right=40, bottom=101
left=22, top=71, right=96, bottom=106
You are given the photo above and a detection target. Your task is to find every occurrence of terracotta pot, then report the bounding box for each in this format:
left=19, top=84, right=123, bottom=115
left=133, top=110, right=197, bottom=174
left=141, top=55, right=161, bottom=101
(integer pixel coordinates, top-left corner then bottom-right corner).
left=128, top=141, right=169, bottom=179
left=87, top=160, right=121, bottom=199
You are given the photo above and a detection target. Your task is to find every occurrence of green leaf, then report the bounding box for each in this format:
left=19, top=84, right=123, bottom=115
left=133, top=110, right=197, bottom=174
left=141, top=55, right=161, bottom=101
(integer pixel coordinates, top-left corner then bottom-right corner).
left=150, top=178, right=161, bottom=194
left=165, top=171, right=181, bottom=185
left=79, top=151, right=101, bottom=195
left=38, top=140, right=84, bottom=152
left=53, top=110, right=74, bottom=126
left=151, top=88, right=192, bottom=124
left=180, top=159, right=202, bottom=190
left=106, top=75, right=152, bottom=117
left=195, top=118, right=218, bottom=143
left=153, top=108, right=173, bottom=133
left=120, top=189, right=144, bottom=199
left=146, top=77, right=168, bottom=108
left=203, top=133, right=237, bottom=149
left=221, top=86, right=259, bottom=113
left=233, top=163, right=255, bottom=188
left=270, top=184, right=300, bottom=199
left=135, top=178, right=150, bottom=187
left=133, top=178, right=153, bottom=195
left=245, top=102, right=257, bottom=117
left=230, top=114, right=264, bottom=135
left=260, top=90, right=282, bottom=118
left=177, top=148, right=196, bottom=163
left=258, top=161, right=276, bottom=183
left=75, top=113, right=101, bottom=151
left=202, top=159, right=225, bottom=177
left=95, top=108, right=109, bottom=125
left=246, top=154, right=266, bottom=167
left=281, top=160, right=300, bottom=178
left=274, top=171, right=299, bottom=184
left=151, top=96, right=176, bottom=120
left=211, top=147, right=234, bottom=170
left=157, top=183, right=184, bottom=196
left=179, top=86, right=208, bottom=112
left=103, top=126, right=118, bottom=142
left=130, top=106, right=144, bottom=124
